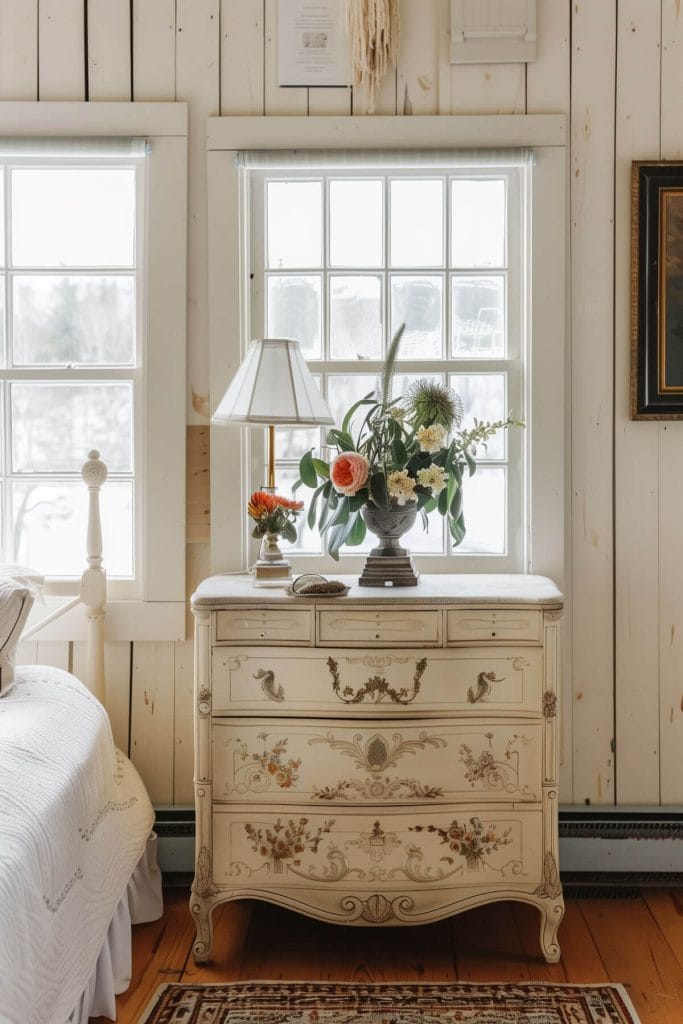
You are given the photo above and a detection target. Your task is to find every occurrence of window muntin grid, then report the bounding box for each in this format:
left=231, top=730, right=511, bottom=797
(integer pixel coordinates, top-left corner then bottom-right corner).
left=249, top=162, right=527, bottom=569
left=0, top=159, right=143, bottom=579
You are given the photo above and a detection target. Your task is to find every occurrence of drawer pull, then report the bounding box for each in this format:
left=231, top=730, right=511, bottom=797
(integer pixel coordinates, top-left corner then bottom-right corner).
left=467, top=671, right=506, bottom=704
left=327, top=655, right=428, bottom=705
left=253, top=668, right=285, bottom=702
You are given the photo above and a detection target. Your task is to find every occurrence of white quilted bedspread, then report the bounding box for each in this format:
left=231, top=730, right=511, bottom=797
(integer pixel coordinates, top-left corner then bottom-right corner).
left=0, top=666, right=155, bottom=1024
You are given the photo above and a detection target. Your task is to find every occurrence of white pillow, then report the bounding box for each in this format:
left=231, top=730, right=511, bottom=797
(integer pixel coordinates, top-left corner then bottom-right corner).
left=0, top=577, right=36, bottom=697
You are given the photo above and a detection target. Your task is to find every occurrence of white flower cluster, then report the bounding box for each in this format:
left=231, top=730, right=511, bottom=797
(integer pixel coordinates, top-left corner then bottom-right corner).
left=416, top=464, right=447, bottom=495
left=416, top=423, right=448, bottom=453
left=387, top=469, right=417, bottom=505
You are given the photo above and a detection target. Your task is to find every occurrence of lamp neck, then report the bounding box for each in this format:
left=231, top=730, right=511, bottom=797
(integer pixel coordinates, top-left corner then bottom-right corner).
left=267, top=424, right=275, bottom=490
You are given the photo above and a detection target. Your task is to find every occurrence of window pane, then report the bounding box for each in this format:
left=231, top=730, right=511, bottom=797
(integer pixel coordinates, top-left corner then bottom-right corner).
left=330, top=275, right=382, bottom=360
left=274, top=464, right=322, bottom=554
left=456, top=467, right=506, bottom=555
left=267, top=181, right=322, bottom=268
left=390, top=179, right=443, bottom=267
left=11, top=382, right=133, bottom=473
left=0, top=275, right=5, bottom=362
left=451, top=179, right=505, bottom=267
left=267, top=275, right=321, bottom=358
left=0, top=171, right=4, bottom=266
left=326, top=373, right=375, bottom=434
left=11, top=168, right=135, bottom=268
left=451, top=275, right=505, bottom=357
left=390, top=275, right=442, bottom=359
left=450, top=373, right=507, bottom=460
left=12, top=480, right=133, bottom=577
left=329, top=180, right=383, bottom=267
left=275, top=425, right=321, bottom=461
left=12, top=275, right=135, bottom=365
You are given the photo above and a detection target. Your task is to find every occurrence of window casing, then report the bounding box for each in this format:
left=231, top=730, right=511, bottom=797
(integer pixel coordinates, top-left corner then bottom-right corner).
left=0, top=145, right=144, bottom=585
left=0, top=104, right=188, bottom=637
left=245, top=154, right=529, bottom=572
left=208, top=115, right=565, bottom=587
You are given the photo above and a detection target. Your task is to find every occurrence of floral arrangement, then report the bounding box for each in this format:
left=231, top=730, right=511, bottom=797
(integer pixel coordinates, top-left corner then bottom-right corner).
left=247, top=490, right=303, bottom=544
left=296, top=325, right=521, bottom=558
left=410, top=815, right=512, bottom=869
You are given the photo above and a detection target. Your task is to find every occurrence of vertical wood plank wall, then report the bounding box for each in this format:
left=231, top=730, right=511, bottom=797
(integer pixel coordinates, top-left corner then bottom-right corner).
left=5, top=0, right=683, bottom=808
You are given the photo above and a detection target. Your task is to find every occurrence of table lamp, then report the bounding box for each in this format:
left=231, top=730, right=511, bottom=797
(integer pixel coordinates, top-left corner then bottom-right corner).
left=211, top=338, right=334, bottom=585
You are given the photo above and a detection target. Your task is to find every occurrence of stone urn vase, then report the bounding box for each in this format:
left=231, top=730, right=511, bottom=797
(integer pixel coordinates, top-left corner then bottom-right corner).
left=359, top=504, right=419, bottom=587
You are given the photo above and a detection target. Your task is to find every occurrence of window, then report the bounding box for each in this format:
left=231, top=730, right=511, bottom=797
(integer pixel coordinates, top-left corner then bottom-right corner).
left=0, top=105, right=188, bottom=635
left=208, top=116, right=565, bottom=583
left=247, top=154, right=528, bottom=569
left=0, top=143, right=143, bottom=580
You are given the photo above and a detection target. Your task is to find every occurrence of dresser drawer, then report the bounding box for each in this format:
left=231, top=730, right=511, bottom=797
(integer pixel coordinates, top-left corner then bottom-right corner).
left=212, top=717, right=543, bottom=805
left=211, top=803, right=543, bottom=892
left=447, top=609, right=542, bottom=645
left=214, top=608, right=312, bottom=644
left=210, top=646, right=542, bottom=717
left=318, top=609, right=441, bottom=646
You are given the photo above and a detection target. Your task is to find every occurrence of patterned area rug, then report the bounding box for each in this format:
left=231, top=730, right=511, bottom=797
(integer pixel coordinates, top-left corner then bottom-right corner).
left=139, top=981, right=641, bottom=1023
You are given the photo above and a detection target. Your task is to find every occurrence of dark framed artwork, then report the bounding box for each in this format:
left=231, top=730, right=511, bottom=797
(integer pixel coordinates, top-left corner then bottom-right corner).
left=631, top=161, right=683, bottom=418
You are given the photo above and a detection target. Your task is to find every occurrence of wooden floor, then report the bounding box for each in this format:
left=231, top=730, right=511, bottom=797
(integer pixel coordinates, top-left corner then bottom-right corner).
left=98, top=888, right=683, bottom=1024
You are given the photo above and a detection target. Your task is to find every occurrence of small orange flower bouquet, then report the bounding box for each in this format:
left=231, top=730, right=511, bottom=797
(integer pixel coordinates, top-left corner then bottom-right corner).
left=247, top=490, right=303, bottom=544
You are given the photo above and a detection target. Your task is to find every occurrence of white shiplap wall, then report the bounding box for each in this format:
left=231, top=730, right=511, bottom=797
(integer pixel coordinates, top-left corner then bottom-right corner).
left=5, top=0, right=683, bottom=809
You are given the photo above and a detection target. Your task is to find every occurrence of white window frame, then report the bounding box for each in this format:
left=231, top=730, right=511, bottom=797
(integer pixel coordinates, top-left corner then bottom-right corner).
left=0, top=103, right=188, bottom=640
left=208, top=115, right=566, bottom=585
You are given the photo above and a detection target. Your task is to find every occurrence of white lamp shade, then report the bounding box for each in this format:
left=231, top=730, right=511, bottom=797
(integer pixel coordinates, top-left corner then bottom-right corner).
left=212, top=338, right=334, bottom=427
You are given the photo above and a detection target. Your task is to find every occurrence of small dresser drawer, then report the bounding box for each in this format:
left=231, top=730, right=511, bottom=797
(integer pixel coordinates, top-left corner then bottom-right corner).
left=215, top=608, right=312, bottom=645
left=447, top=608, right=542, bottom=645
left=318, top=609, right=441, bottom=646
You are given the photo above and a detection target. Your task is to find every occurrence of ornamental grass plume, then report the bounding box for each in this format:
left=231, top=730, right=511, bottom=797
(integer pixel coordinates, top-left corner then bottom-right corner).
left=295, top=325, right=523, bottom=558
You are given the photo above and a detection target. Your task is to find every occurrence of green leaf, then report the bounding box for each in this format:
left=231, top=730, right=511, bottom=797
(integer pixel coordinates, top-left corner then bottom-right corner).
left=345, top=513, right=367, bottom=547
left=391, top=438, right=407, bottom=465
left=281, top=520, right=297, bottom=544
left=423, top=496, right=438, bottom=514
left=370, top=472, right=390, bottom=510
left=437, top=486, right=449, bottom=516
left=450, top=486, right=463, bottom=520
left=465, top=451, right=477, bottom=477
left=322, top=495, right=349, bottom=533
left=327, top=428, right=356, bottom=452
left=328, top=519, right=354, bottom=559
left=449, top=512, right=466, bottom=547
left=348, top=490, right=369, bottom=512
left=312, top=458, right=330, bottom=479
left=306, top=483, right=325, bottom=530
left=341, top=393, right=375, bottom=435
left=419, top=508, right=429, bottom=530
left=299, top=449, right=318, bottom=488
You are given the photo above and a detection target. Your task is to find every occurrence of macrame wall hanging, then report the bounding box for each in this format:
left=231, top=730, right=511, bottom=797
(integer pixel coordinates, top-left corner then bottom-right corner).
left=345, top=0, right=400, bottom=114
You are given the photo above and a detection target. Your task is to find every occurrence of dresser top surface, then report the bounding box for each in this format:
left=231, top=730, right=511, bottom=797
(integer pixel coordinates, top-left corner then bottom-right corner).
left=192, top=573, right=563, bottom=609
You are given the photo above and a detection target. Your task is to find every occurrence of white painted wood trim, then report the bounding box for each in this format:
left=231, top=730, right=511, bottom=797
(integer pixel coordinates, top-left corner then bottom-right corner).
left=0, top=101, right=187, bottom=135
left=23, top=599, right=186, bottom=643
left=207, top=113, right=566, bottom=151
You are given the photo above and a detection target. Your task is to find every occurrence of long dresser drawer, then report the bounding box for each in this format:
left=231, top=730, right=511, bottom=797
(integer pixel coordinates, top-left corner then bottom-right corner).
left=211, top=804, right=543, bottom=891
left=210, top=646, right=543, bottom=717
left=212, top=718, right=543, bottom=804
left=318, top=609, right=441, bottom=646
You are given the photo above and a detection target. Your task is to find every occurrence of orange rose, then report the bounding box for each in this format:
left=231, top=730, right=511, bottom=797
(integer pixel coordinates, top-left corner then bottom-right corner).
left=330, top=452, right=370, bottom=496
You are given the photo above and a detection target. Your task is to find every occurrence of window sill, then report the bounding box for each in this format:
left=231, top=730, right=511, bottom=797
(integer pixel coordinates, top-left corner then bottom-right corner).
left=23, top=597, right=186, bottom=643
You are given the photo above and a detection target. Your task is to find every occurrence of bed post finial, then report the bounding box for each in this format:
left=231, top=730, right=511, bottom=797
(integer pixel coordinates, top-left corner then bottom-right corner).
left=81, top=450, right=108, bottom=707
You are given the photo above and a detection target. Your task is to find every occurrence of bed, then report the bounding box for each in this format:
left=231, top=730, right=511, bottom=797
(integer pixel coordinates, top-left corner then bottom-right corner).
left=0, top=451, right=163, bottom=1024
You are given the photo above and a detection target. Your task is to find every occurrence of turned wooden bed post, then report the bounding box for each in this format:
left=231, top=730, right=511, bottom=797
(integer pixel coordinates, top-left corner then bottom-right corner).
left=80, top=450, right=108, bottom=706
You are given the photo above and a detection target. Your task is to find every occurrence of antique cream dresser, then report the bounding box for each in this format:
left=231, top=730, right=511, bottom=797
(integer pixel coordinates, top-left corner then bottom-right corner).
left=190, top=574, right=564, bottom=962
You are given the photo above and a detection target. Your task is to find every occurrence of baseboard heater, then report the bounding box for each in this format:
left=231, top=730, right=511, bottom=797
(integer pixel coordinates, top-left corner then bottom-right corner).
left=155, top=807, right=683, bottom=894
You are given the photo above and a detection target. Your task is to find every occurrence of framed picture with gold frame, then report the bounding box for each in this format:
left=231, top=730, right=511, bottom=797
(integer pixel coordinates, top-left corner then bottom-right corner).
left=631, top=161, right=683, bottom=418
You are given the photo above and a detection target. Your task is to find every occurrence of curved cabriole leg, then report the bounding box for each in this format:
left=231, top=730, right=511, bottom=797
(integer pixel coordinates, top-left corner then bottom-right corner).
left=190, top=893, right=214, bottom=963
left=538, top=899, right=564, bottom=963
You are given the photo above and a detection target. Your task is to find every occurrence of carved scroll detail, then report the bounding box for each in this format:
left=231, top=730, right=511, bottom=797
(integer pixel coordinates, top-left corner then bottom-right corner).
left=327, top=656, right=427, bottom=705
left=467, top=671, right=505, bottom=704
left=253, top=668, right=285, bottom=702
left=534, top=851, right=562, bottom=899
left=542, top=691, right=557, bottom=718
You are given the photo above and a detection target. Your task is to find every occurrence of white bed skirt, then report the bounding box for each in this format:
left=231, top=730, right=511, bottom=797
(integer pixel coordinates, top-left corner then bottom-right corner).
left=68, top=833, right=164, bottom=1024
